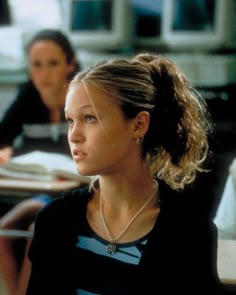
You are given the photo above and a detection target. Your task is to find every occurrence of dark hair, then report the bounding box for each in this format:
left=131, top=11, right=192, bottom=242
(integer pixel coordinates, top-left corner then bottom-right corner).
left=71, top=52, right=212, bottom=190
left=26, top=29, right=80, bottom=79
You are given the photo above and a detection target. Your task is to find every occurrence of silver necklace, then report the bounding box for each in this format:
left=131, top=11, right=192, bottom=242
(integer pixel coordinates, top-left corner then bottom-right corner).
left=100, top=179, right=158, bottom=255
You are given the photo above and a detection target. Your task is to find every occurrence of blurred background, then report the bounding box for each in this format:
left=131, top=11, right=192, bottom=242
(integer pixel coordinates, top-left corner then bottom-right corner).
left=0, top=0, right=235, bottom=227
left=0, top=0, right=236, bottom=293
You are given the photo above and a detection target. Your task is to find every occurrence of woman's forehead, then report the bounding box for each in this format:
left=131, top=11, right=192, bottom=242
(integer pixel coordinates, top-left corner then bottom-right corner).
left=65, top=83, right=120, bottom=114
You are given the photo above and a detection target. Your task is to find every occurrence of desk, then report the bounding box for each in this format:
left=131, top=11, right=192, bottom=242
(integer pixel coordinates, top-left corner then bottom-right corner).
left=0, top=178, right=81, bottom=237
left=218, top=239, right=236, bottom=285
left=0, top=177, right=81, bottom=204
left=0, top=178, right=80, bottom=193
left=214, top=174, right=236, bottom=240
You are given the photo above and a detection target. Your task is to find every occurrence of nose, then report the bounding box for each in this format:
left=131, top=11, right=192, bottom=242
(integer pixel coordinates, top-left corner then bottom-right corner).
left=40, top=66, right=51, bottom=79
left=68, top=124, right=84, bottom=144
left=34, top=65, right=52, bottom=81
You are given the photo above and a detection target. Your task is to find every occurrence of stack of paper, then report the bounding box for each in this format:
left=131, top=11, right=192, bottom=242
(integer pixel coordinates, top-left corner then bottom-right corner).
left=0, top=151, right=92, bottom=184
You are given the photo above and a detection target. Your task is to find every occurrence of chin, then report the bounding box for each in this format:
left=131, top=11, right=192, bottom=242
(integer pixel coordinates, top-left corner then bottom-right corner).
left=76, top=168, right=94, bottom=177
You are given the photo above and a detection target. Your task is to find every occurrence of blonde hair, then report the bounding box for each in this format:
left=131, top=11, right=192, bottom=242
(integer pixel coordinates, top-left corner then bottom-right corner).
left=70, top=53, right=212, bottom=190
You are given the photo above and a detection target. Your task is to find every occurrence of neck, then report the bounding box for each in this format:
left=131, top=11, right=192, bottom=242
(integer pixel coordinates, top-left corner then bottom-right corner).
left=41, top=83, right=68, bottom=110
left=41, top=85, right=68, bottom=123
left=99, top=179, right=159, bottom=254
left=98, top=175, right=158, bottom=213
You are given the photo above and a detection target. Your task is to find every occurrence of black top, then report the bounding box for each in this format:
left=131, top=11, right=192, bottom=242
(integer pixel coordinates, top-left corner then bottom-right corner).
left=26, top=180, right=224, bottom=295
left=0, top=81, right=70, bottom=155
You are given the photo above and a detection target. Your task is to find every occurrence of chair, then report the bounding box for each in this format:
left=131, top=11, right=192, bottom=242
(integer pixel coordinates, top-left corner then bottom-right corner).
left=0, top=198, right=45, bottom=295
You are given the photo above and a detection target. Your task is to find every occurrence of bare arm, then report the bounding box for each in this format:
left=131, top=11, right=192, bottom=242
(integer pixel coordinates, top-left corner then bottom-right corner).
left=0, top=146, right=13, bottom=164
left=0, top=199, right=46, bottom=230
left=0, top=199, right=47, bottom=295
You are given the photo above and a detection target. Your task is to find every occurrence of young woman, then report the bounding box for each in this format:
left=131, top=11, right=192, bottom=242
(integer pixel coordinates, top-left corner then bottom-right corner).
left=0, top=29, right=79, bottom=295
left=0, top=29, right=79, bottom=161
left=26, top=53, right=223, bottom=294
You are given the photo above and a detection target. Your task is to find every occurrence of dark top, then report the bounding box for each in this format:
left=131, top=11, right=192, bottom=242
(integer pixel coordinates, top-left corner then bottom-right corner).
left=26, top=180, right=223, bottom=295
left=0, top=81, right=70, bottom=155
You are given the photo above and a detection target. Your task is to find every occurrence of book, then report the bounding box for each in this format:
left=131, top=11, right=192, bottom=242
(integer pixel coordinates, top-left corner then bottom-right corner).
left=0, top=150, right=92, bottom=184
left=0, top=178, right=84, bottom=192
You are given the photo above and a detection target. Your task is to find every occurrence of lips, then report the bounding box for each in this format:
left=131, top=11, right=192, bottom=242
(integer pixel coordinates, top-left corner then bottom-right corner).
left=72, top=150, right=87, bottom=161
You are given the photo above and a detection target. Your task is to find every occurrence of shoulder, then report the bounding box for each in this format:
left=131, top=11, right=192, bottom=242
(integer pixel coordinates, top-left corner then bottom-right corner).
left=158, top=179, right=197, bottom=213
left=31, top=185, right=91, bottom=252
left=18, top=80, right=38, bottom=95
left=158, top=179, right=216, bottom=234
left=152, top=180, right=220, bottom=279
left=15, top=81, right=41, bottom=104
left=159, top=178, right=211, bottom=212
left=36, top=185, right=91, bottom=225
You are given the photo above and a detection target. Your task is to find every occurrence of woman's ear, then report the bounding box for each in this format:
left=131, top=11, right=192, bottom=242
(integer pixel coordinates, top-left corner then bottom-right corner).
left=132, top=111, right=150, bottom=139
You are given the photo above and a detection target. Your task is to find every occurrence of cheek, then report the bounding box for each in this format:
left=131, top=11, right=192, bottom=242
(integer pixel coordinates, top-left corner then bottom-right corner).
left=88, top=132, right=112, bottom=157
left=29, top=69, right=39, bottom=81
left=94, top=130, right=129, bottom=158
left=91, top=132, right=107, bottom=148
left=54, top=66, right=70, bottom=80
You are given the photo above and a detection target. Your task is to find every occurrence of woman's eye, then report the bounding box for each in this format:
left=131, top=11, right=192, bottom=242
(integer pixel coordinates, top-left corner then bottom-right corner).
left=31, top=61, right=41, bottom=68
left=49, top=59, right=59, bottom=67
left=66, top=118, right=73, bottom=125
left=85, top=115, right=96, bottom=123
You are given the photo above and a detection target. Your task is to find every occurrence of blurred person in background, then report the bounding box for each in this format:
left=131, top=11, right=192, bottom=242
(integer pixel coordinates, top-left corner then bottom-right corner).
left=0, top=28, right=79, bottom=295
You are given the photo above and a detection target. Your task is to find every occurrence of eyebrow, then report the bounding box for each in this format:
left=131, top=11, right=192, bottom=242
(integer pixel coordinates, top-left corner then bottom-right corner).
left=64, top=104, right=93, bottom=113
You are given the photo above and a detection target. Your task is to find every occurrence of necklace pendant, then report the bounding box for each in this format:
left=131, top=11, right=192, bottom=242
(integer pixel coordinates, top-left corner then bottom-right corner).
left=106, top=242, right=117, bottom=255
